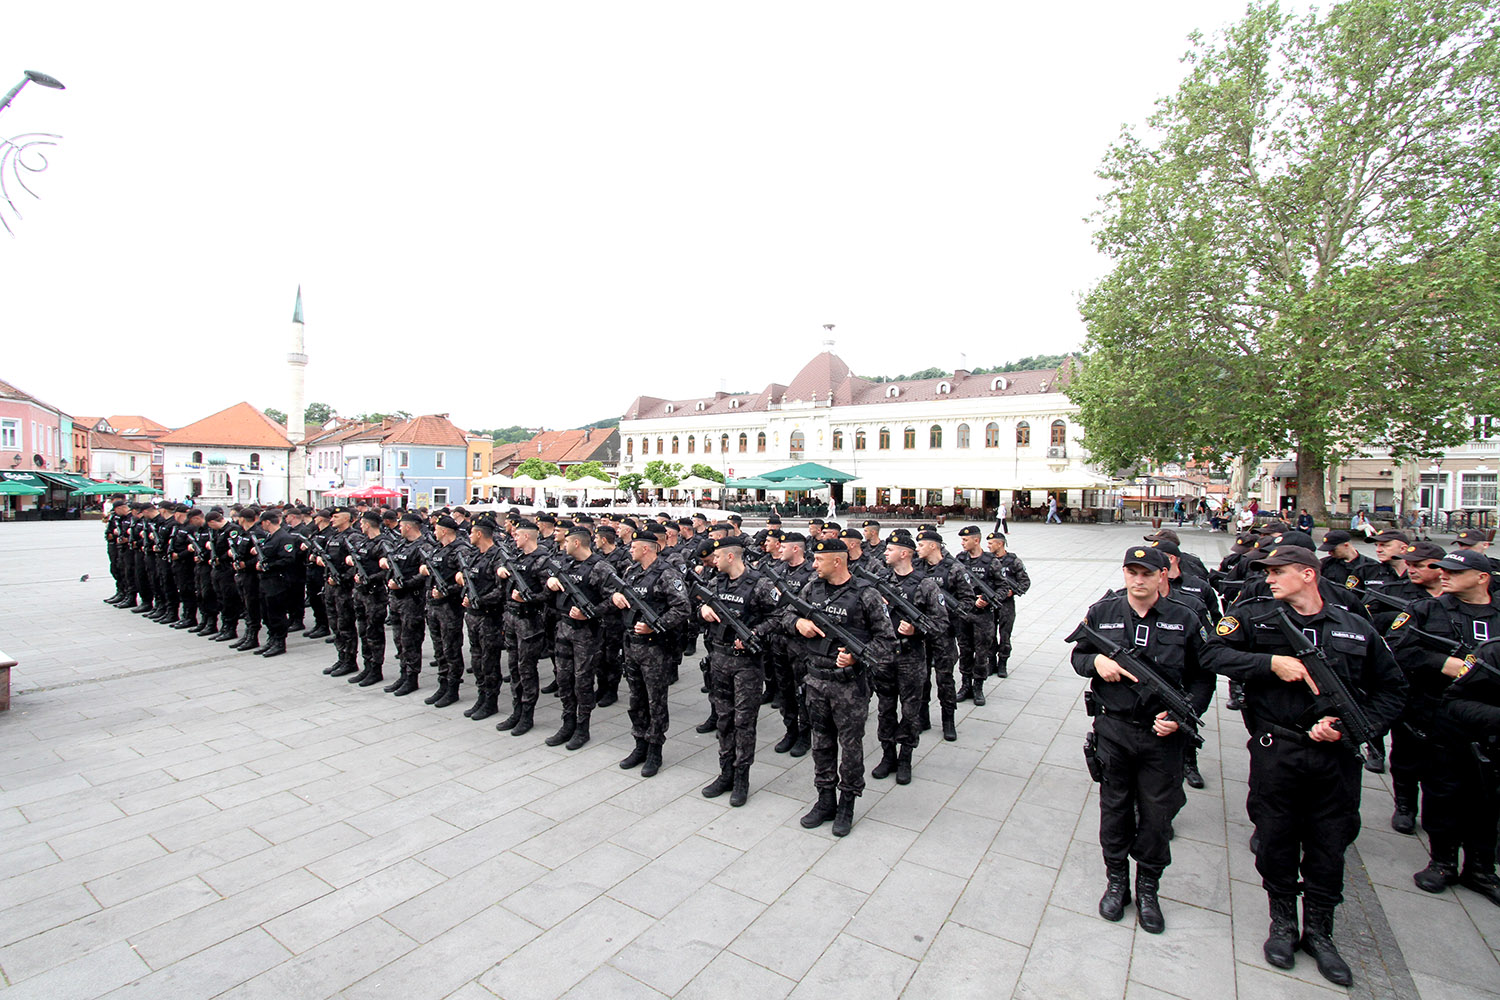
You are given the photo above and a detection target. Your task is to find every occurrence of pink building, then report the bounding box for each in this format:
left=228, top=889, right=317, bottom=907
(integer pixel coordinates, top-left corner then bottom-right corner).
left=0, top=378, right=78, bottom=512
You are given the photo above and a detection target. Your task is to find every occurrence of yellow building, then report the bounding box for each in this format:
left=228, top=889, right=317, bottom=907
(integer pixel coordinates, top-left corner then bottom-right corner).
left=465, top=435, right=494, bottom=502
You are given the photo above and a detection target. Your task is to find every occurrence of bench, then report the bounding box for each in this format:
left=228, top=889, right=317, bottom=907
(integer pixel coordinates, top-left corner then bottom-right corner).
left=0, top=648, right=12, bottom=711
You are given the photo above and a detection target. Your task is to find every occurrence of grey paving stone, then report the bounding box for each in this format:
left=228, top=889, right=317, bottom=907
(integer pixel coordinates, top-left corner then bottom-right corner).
left=262, top=858, right=446, bottom=954
left=787, top=932, right=916, bottom=1000
left=481, top=896, right=655, bottom=1000
left=201, top=821, right=370, bottom=895
left=559, top=964, right=668, bottom=999
left=902, top=921, right=1029, bottom=999
left=845, top=859, right=967, bottom=960
left=0, top=939, right=151, bottom=1000
left=730, top=873, right=867, bottom=980
left=218, top=917, right=418, bottom=1000
left=949, top=851, right=1059, bottom=947
left=607, top=833, right=742, bottom=919
left=676, top=950, right=797, bottom=1000
left=609, top=882, right=767, bottom=995
left=505, top=842, right=651, bottom=927
left=343, top=905, right=538, bottom=1000
left=381, top=850, right=546, bottom=943
left=0, top=884, right=99, bottom=949
left=96, top=927, right=291, bottom=999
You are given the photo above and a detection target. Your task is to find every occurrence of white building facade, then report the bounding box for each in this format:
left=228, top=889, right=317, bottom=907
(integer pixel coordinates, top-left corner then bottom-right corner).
left=619, top=352, right=1111, bottom=512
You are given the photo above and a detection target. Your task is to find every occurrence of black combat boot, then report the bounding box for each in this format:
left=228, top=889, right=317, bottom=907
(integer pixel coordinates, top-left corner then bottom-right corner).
left=730, top=767, right=750, bottom=807
left=118, top=596, right=138, bottom=609
left=596, top=681, right=618, bottom=708
left=1183, top=747, right=1205, bottom=790
left=540, top=678, right=558, bottom=695
left=328, top=657, right=356, bottom=677
left=870, top=743, right=898, bottom=780
left=1098, top=862, right=1131, bottom=922
left=640, top=743, right=662, bottom=777
left=956, top=680, right=973, bottom=703
left=565, top=717, right=590, bottom=750
left=789, top=730, right=811, bottom=758
left=620, top=737, right=648, bottom=769
left=509, top=706, right=534, bottom=735
left=1264, top=895, right=1299, bottom=969
left=348, top=663, right=371, bottom=684
left=159, top=607, right=180, bottom=625
left=384, top=670, right=407, bottom=693
left=132, top=602, right=155, bottom=615
left=1459, top=866, right=1500, bottom=906
left=1391, top=788, right=1417, bottom=834
left=896, top=746, right=913, bottom=785
left=800, top=788, right=836, bottom=829
left=471, top=688, right=500, bottom=722
left=288, top=620, right=305, bottom=632
left=1415, top=841, right=1460, bottom=893
left=357, top=665, right=384, bottom=687
left=1364, top=746, right=1386, bottom=774
left=305, top=624, right=331, bottom=639
left=831, top=791, right=856, bottom=837
left=214, top=622, right=238, bottom=642
left=544, top=716, right=577, bottom=747
left=1300, top=901, right=1352, bottom=986
left=702, top=762, right=735, bottom=799
left=972, top=676, right=986, bottom=706
left=435, top=681, right=462, bottom=709
left=993, top=659, right=1008, bottom=679
left=259, top=637, right=287, bottom=658
left=195, top=616, right=218, bottom=635
left=1225, top=681, right=1244, bottom=711
left=1135, top=869, right=1165, bottom=933
left=774, top=723, right=799, bottom=754
left=695, top=709, right=718, bottom=734
left=238, top=628, right=260, bottom=652
left=424, top=679, right=448, bottom=705
left=392, top=673, right=419, bottom=697
left=941, top=708, right=957, bottom=742
left=495, top=701, right=521, bottom=731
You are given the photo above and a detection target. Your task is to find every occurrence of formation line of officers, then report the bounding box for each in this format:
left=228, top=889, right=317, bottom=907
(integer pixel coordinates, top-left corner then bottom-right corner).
left=100, top=501, right=1027, bottom=837
left=1070, top=522, right=1500, bottom=989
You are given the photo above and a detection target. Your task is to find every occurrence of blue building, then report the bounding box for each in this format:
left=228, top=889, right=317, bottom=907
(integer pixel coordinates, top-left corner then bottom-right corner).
left=381, top=414, right=469, bottom=508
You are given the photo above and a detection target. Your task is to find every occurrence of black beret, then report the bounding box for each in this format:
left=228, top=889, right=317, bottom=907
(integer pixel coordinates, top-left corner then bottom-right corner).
left=361, top=510, right=382, bottom=525
left=764, top=528, right=784, bottom=541
left=712, top=521, right=735, bottom=533
left=317, top=507, right=335, bottom=518
left=812, top=537, right=848, bottom=554
left=713, top=536, right=746, bottom=550
left=824, top=522, right=841, bottom=533
left=887, top=533, right=916, bottom=550
left=839, top=528, right=862, bottom=540
left=536, top=514, right=557, bottom=526
left=987, top=531, right=1006, bottom=542
left=565, top=524, right=592, bottom=539
left=436, top=515, right=461, bottom=531
left=767, top=515, right=782, bottom=525
left=187, top=507, right=205, bottom=518
left=400, top=512, right=423, bottom=525
left=781, top=531, right=807, bottom=544
left=677, top=518, right=694, bottom=527
left=515, top=520, right=539, bottom=532
left=727, top=514, right=742, bottom=524
left=862, top=519, right=881, bottom=528
left=916, top=530, right=943, bottom=543
left=958, top=526, right=981, bottom=537
left=633, top=530, right=661, bottom=546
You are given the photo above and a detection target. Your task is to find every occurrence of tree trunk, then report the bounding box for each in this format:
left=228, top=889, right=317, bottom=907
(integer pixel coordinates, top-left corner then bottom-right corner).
left=1296, top=449, right=1329, bottom=525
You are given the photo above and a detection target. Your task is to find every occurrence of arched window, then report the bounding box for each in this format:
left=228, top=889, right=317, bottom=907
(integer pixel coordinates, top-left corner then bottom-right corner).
left=855, top=429, right=867, bottom=450
left=249, top=453, right=261, bottom=470
left=703, top=435, right=711, bottom=454
left=641, top=437, right=650, bottom=455
left=936, top=382, right=951, bottom=395
left=885, top=385, right=900, bottom=398
left=191, top=450, right=203, bottom=464
left=738, top=433, right=748, bottom=453
left=832, top=429, right=844, bottom=450
left=1050, top=420, right=1066, bottom=446
left=879, top=427, right=891, bottom=450
left=986, top=422, right=1000, bottom=448
left=956, top=423, right=970, bottom=448
left=695, top=401, right=705, bottom=411
left=929, top=424, right=943, bottom=448
left=656, top=437, right=664, bottom=454
left=664, top=404, right=675, bottom=414
left=686, top=435, right=695, bottom=454
left=756, top=432, right=767, bottom=453
left=722, top=434, right=730, bottom=453
left=789, top=430, right=805, bottom=457
left=903, top=427, right=916, bottom=449
left=626, top=438, right=634, bottom=458
left=671, top=436, right=680, bottom=454
left=1016, top=421, right=1031, bottom=447
left=991, top=376, right=1008, bottom=391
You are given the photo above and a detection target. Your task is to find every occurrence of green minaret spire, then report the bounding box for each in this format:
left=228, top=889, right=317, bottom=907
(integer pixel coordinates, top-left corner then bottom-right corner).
left=292, top=285, right=303, bottom=324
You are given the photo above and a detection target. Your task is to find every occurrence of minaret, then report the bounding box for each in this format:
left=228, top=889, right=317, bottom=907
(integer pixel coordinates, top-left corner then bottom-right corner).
left=286, top=286, right=308, bottom=503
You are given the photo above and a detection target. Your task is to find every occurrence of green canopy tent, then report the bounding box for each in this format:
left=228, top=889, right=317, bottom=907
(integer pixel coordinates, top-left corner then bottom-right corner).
left=760, top=462, right=858, bottom=483
left=767, top=476, right=831, bottom=491
left=724, top=477, right=779, bottom=490
left=0, top=480, right=46, bottom=495
left=70, top=482, right=162, bottom=496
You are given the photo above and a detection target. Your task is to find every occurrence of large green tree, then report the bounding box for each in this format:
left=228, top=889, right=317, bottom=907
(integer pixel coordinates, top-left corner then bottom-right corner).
left=515, top=458, right=561, bottom=479
left=565, top=461, right=608, bottom=481
left=643, top=460, right=684, bottom=487
left=1068, top=0, right=1500, bottom=517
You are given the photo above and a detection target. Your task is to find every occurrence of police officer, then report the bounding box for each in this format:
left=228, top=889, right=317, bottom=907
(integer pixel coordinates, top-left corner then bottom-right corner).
left=915, top=528, right=974, bottom=741
left=230, top=508, right=264, bottom=651
left=542, top=524, right=612, bottom=750
left=458, top=516, right=506, bottom=721
left=872, top=532, right=947, bottom=785
left=593, top=525, right=629, bottom=708
left=254, top=509, right=298, bottom=657
left=609, top=524, right=691, bottom=778
left=1317, top=529, right=1375, bottom=585
left=955, top=525, right=1000, bottom=703
left=773, top=531, right=816, bottom=757
left=986, top=531, right=1031, bottom=679
left=493, top=519, right=548, bottom=734
left=1387, top=548, right=1500, bottom=904
left=1070, top=545, right=1205, bottom=933
left=346, top=511, right=390, bottom=686
left=382, top=512, right=430, bottom=697
left=320, top=509, right=359, bottom=675
left=861, top=519, right=886, bottom=565
left=1205, top=544, right=1407, bottom=987
left=698, top=535, right=783, bottom=807
left=788, top=536, right=895, bottom=837
left=421, top=514, right=471, bottom=710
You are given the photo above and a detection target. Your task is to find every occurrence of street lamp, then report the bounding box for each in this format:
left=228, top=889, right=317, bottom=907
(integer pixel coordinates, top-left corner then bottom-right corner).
left=0, top=68, right=66, bottom=236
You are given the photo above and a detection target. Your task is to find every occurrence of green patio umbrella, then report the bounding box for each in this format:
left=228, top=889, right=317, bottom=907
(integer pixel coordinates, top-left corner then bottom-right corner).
left=760, top=462, right=858, bottom=483
left=724, top=477, right=779, bottom=490
left=768, top=476, right=831, bottom=491
left=70, top=482, right=162, bottom=496
left=0, top=480, right=46, bottom=495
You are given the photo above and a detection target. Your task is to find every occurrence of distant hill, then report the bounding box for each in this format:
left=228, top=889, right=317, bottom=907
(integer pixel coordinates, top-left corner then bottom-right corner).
left=858, top=354, right=1069, bottom=383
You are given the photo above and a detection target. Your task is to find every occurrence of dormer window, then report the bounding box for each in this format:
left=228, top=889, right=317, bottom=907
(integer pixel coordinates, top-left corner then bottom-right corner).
left=936, top=382, right=951, bottom=395
left=664, top=404, right=675, bottom=414
left=695, top=401, right=705, bottom=411
left=991, top=376, right=1008, bottom=391
left=886, top=385, right=900, bottom=398
left=730, top=399, right=740, bottom=409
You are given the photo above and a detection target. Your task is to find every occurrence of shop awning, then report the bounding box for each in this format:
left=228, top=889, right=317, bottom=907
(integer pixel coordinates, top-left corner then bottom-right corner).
left=35, top=472, right=94, bottom=491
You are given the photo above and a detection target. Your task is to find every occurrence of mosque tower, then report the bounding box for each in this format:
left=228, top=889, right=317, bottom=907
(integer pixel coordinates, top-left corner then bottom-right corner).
left=286, top=286, right=308, bottom=503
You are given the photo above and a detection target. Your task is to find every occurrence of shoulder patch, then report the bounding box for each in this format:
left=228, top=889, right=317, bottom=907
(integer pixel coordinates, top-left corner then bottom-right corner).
left=1391, top=612, right=1410, bottom=630
left=1215, top=616, right=1240, bottom=636
left=1346, top=574, right=1359, bottom=589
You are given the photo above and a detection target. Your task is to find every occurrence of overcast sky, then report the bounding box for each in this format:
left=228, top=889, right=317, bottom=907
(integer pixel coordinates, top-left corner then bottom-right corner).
left=3, top=1, right=1277, bottom=432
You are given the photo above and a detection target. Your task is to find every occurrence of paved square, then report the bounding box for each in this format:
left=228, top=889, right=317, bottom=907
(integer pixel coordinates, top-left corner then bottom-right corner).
left=3, top=520, right=1498, bottom=999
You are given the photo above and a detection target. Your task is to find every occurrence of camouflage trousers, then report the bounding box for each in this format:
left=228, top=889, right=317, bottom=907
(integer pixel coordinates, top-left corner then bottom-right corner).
left=503, top=607, right=545, bottom=712
left=806, top=671, right=872, bottom=796
left=471, top=611, right=505, bottom=694
left=426, top=599, right=466, bottom=686
left=393, top=591, right=426, bottom=677
left=956, top=612, right=996, bottom=684
left=555, top=617, right=601, bottom=722
left=329, top=585, right=356, bottom=665
left=873, top=645, right=926, bottom=748
left=354, top=587, right=387, bottom=669
left=624, top=637, right=672, bottom=746
left=710, top=645, right=764, bottom=769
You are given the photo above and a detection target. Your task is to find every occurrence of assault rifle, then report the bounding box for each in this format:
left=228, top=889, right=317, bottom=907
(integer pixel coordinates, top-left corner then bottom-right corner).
left=305, top=534, right=351, bottom=587
left=494, top=547, right=542, bottom=603
left=378, top=536, right=409, bottom=590
left=418, top=544, right=456, bottom=600
left=542, top=555, right=600, bottom=621
left=1065, top=619, right=1205, bottom=748
left=1265, top=607, right=1381, bottom=762
left=1350, top=585, right=1417, bottom=615
left=853, top=564, right=942, bottom=637
left=953, top=560, right=1001, bottom=608
left=689, top=579, right=762, bottom=654
left=455, top=547, right=484, bottom=609
left=598, top=561, right=666, bottom=632
left=778, top=588, right=872, bottom=662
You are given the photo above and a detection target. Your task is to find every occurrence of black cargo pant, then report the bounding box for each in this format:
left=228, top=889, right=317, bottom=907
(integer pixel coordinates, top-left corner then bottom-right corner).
left=923, top=632, right=959, bottom=712
left=261, top=582, right=290, bottom=640
left=957, top=612, right=996, bottom=686
left=503, top=605, right=545, bottom=712
left=1246, top=729, right=1362, bottom=906
left=236, top=572, right=261, bottom=633
left=994, top=599, right=1017, bottom=670
left=474, top=611, right=505, bottom=696
left=213, top=568, right=239, bottom=627
left=597, top=617, right=624, bottom=697
left=354, top=587, right=387, bottom=669
left=874, top=643, right=926, bottom=748
left=195, top=562, right=217, bottom=624
left=807, top=668, right=871, bottom=796
left=711, top=644, right=764, bottom=769
left=330, top=585, right=357, bottom=665
left=1095, top=714, right=1185, bottom=874
left=159, top=556, right=178, bottom=613
left=393, top=590, right=426, bottom=678
left=555, top=617, right=602, bottom=725
left=285, top=567, right=305, bottom=627
left=173, top=560, right=197, bottom=621
left=1421, top=736, right=1498, bottom=870
left=133, top=550, right=154, bottom=605
left=624, top=635, right=671, bottom=746
left=107, top=541, right=124, bottom=593
left=305, top=572, right=327, bottom=629
left=427, top=598, right=466, bottom=688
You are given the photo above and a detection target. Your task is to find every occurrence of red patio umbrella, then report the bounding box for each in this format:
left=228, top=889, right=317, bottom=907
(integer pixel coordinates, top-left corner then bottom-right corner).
left=349, top=485, right=401, bottom=500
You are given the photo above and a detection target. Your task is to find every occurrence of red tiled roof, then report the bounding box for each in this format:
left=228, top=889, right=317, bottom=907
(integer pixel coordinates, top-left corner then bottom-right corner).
left=88, top=429, right=152, bottom=453
left=106, top=414, right=173, bottom=438
left=0, top=378, right=70, bottom=417
left=511, top=428, right=615, bottom=466
left=381, top=414, right=468, bottom=448
left=622, top=353, right=1074, bottom=420
left=155, top=402, right=293, bottom=449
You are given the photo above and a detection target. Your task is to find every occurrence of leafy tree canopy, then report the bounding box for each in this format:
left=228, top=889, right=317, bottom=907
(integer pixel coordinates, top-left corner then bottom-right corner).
left=565, top=461, right=608, bottom=481
left=1065, top=0, right=1500, bottom=517
left=643, top=459, right=684, bottom=487
left=515, top=457, right=561, bottom=479
left=858, top=355, right=1070, bottom=382
left=689, top=464, right=725, bottom=483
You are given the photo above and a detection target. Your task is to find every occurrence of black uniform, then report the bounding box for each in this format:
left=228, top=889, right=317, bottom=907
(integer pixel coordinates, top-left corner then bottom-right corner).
left=873, top=564, right=946, bottom=763
left=424, top=536, right=473, bottom=700
left=918, top=553, right=974, bottom=734
left=257, top=526, right=300, bottom=644
left=616, top=555, right=691, bottom=755
left=547, top=550, right=613, bottom=739
left=347, top=531, right=390, bottom=679
left=703, top=565, right=783, bottom=777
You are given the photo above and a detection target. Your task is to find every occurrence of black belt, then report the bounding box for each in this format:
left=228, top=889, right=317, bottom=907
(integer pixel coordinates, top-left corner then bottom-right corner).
left=807, top=664, right=861, bottom=683
left=1257, top=721, right=1320, bottom=749
left=1093, top=703, right=1156, bottom=728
